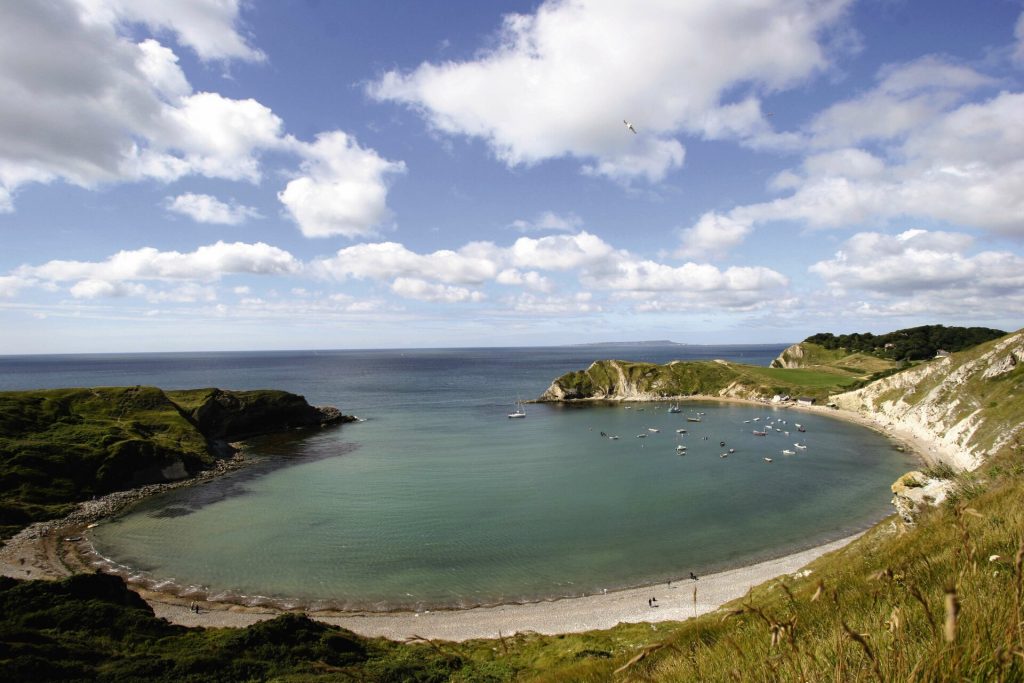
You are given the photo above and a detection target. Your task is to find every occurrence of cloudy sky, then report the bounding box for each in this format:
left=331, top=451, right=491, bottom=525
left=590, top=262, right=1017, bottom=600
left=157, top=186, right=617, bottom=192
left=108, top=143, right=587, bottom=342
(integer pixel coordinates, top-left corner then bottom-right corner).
left=1, top=0, right=1023, bottom=353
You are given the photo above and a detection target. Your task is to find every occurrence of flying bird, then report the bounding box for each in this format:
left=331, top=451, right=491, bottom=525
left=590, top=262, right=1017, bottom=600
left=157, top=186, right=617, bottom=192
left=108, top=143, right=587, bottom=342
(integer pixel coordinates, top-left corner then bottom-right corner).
left=624, top=119, right=637, bottom=134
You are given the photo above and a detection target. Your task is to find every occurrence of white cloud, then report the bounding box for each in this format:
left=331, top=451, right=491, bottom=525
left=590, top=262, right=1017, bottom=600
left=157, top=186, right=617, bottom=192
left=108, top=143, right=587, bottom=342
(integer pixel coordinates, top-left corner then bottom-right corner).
left=314, top=241, right=499, bottom=284
left=676, top=212, right=754, bottom=259
left=810, top=229, right=1024, bottom=316
left=496, top=269, right=552, bottom=292
left=0, top=275, right=31, bottom=297
left=509, top=291, right=599, bottom=315
left=509, top=210, right=583, bottom=233
left=70, top=278, right=145, bottom=299
left=508, top=231, right=617, bottom=271
left=165, top=192, right=261, bottom=224
left=391, top=277, right=485, bottom=303
left=278, top=131, right=406, bottom=238
left=715, top=79, right=1024, bottom=236
left=369, top=0, right=850, bottom=182
left=19, top=241, right=300, bottom=288
left=0, top=1, right=403, bottom=230
left=75, top=0, right=263, bottom=62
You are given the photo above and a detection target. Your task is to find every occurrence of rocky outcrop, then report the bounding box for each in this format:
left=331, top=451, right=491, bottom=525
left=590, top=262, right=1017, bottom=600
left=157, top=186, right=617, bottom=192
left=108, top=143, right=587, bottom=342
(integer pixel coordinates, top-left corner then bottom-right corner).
left=181, top=389, right=351, bottom=441
left=830, top=330, right=1024, bottom=472
left=770, top=343, right=805, bottom=369
left=889, top=471, right=955, bottom=523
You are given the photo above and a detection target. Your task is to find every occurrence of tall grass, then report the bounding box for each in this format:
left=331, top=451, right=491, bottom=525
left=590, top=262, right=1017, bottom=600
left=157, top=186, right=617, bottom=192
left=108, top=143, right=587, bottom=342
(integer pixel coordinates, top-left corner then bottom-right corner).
left=524, top=443, right=1024, bottom=681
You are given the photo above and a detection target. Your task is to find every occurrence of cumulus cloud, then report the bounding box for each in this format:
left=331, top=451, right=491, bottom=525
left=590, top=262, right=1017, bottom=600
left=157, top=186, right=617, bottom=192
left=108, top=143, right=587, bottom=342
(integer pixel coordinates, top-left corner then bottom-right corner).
left=391, top=277, right=485, bottom=303
left=75, top=0, right=263, bottom=62
left=17, top=241, right=299, bottom=298
left=508, top=231, right=617, bottom=271
left=369, top=0, right=849, bottom=182
left=709, top=65, right=1024, bottom=237
left=676, top=212, right=754, bottom=259
left=810, top=229, right=1024, bottom=316
left=314, top=241, right=499, bottom=284
left=165, top=193, right=261, bottom=224
left=278, top=131, right=406, bottom=238
left=0, top=1, right=403, bottom=231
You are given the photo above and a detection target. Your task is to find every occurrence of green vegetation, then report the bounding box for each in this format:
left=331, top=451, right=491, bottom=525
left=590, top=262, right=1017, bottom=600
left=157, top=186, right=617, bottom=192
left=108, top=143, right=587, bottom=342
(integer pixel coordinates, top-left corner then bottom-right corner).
left=3, top=442, right=1022, bottom=681
left=805, top=324, right=1005, bottom=361
left=542, top=358, right=861, bottom=403
left=0, top=387, right=342, bottom=539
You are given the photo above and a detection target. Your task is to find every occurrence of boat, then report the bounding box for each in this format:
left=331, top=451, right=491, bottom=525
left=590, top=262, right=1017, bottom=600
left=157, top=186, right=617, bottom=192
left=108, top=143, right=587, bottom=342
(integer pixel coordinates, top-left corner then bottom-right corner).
left=675, top=428, right=687, bottom=434
left=636, top=434, right=647, bottom=438
left=794, top=443, right=806, bottom=450
left=764, top=457, right=773, bottom=463
left=687, top=417, right=702, bottom=423
left=648, top=428, right=660, bottom=433
left=797, top=426, right=806, bottom=432
left=782, top=449, right=796, bottom=455
left=508, top=398, right=526, bottom=419
left=667, top=404, right=681, bottom=413
left=728, top=448, right=735, bottom=453
left=720, top=453, right=728, bottom=458
left=608, top=435, right=619, bottom=440
left=676, top=444, right=687, bottom=451
left=752, top=430, right=766, bottom=436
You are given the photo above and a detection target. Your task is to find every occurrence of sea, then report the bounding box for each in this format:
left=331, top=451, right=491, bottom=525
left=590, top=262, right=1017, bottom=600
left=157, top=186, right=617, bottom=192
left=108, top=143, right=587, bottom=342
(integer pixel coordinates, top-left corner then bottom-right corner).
left=0, top=344, right=916, bottom=611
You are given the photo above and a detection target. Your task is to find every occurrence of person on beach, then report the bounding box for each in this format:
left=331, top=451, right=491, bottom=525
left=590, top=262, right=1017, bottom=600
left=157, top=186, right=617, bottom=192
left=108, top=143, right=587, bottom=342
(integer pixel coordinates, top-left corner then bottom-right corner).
left=690, top=571, right=699, bottom=581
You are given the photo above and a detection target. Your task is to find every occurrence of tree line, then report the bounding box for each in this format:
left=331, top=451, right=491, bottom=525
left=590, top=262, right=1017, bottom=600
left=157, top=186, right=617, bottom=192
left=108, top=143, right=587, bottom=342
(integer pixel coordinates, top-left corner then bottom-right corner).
left=804, top=325, right=1005, bottom=361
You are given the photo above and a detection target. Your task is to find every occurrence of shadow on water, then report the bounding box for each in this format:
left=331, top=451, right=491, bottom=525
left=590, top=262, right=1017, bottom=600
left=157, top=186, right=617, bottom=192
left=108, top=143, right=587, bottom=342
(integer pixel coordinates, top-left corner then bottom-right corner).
left=141, top=430, right=360, bottom=519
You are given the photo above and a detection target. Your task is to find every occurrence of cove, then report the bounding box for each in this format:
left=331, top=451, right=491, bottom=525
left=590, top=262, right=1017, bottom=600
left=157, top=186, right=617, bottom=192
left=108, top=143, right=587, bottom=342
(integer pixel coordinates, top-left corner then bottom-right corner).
left=88, top=399, right=915, bottom=611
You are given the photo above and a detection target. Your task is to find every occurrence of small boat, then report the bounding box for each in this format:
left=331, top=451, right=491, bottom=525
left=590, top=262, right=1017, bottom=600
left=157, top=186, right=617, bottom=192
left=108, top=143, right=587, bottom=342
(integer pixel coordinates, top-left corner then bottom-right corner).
left=687, top=417, right=702, bottom=423
left=720, top=453, right=728, bottom=458
left=794, top=423, right=802, bottom=429
left=753, top=417, right=761, bottom=422
left=764, top=457, right=773, bottom=463
left=675, top=428, right=687, bottom=434
left=784, top=431, right=789, bottom=436
left=667, top=404, right=681, bottom=413
left=752, top=430, right=766, bottom=436
left=719, top=441, right=726, bottom=447
left=508, top=398, right=526, bottom=419
left=648, top=428, right=660, bottom=433
left=743, top=420, right=750, bottom=423
left=609, top=435, right=619, bottom=440
left=676, top=444, right=686, bottom=451
left=728, top=448, right=735, bottom=453
left=794, top=443, right=806, bottom=450
left=782, top=449, right=796, bottom=455
left=798, top=426, right=806, bottom=432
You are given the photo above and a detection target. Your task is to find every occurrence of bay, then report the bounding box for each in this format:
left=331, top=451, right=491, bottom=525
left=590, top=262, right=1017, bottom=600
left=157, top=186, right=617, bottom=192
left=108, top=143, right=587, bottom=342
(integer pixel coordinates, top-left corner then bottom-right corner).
left=0, top=345, right=915, bottom=610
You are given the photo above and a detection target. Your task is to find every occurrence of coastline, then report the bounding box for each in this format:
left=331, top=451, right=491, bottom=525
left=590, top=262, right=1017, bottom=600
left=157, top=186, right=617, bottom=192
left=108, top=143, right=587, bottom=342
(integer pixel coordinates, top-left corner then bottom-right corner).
left=1, top=395, right=922, bottom=642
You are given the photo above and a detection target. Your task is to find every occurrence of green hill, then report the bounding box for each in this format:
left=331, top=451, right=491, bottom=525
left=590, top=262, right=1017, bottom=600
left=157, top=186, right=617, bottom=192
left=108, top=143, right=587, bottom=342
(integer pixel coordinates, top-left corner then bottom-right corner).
left=538, top=357, right=865, bottom=403
left=0, top=387, right=347, bottom=538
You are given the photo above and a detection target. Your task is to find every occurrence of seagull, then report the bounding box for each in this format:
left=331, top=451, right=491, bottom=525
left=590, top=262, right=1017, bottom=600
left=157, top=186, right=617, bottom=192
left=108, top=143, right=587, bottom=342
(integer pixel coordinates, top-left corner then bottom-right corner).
left=623, top=119, right=637, bottom=134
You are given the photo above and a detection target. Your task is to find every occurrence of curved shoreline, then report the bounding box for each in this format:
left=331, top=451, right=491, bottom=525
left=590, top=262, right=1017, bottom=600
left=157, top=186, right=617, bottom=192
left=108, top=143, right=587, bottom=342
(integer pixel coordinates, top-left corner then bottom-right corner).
left=1, top=397, right=922, bottom=642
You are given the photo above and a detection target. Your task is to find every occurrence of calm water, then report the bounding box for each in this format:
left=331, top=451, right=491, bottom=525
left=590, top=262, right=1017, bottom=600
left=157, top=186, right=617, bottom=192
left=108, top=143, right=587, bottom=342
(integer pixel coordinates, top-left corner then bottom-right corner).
left=0, top=345, right=915, bottom=610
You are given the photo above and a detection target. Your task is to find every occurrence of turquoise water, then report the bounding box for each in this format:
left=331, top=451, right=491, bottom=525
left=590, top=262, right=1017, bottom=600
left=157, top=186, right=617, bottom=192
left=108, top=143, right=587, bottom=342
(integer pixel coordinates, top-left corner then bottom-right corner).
left=0, top=346, right=915, bottom=610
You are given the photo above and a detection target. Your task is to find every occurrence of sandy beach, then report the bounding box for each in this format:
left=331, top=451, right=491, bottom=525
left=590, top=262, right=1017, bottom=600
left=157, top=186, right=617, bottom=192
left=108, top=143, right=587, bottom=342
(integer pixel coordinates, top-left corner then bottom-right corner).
left=0, top=397, right=916, bottom=642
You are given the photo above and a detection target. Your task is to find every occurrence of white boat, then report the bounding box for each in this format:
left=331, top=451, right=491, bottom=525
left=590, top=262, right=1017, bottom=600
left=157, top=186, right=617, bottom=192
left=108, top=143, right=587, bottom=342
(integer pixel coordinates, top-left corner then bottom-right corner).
left=608, top=435, right=619, bottom=440
left=648, top=428, right=660, bottom=433
left=794, top=443, right=807, bottom=450
left=636, top=434, right=647, bottom=438
left=764, top=457, right=773, bottom=463
left=676, top=444, right=687, bottom=451
left=782, top=449, right=796, bottom=455
left=667, top=404, right=681, bottom=413
left=508, top=398, right=526, bottom=419
left=675, top=428, right=687, bottom=434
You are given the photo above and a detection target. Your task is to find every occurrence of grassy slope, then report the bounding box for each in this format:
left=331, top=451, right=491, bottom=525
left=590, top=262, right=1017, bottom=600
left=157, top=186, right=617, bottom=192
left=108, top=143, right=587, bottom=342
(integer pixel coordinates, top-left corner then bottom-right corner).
left=774, top=342, right=899, bottom=377
left=0, top=387, right=212, bottom=537
left=0, top=386, right=338, bottom=539
left=545, top=358, right=862, bottom=402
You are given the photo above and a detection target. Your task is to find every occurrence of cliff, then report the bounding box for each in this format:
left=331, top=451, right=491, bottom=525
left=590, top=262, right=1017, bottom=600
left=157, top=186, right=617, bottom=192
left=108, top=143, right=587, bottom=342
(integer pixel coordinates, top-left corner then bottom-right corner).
left=0, top=386, right=351, bottom=537
left=830, top=329, right=1024, bottom=471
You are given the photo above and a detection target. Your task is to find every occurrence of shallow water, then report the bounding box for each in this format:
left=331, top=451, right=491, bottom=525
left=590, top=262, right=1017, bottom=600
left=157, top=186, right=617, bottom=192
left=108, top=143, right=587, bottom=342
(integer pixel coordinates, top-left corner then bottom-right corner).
left=0, top=346, right=915, bottom=610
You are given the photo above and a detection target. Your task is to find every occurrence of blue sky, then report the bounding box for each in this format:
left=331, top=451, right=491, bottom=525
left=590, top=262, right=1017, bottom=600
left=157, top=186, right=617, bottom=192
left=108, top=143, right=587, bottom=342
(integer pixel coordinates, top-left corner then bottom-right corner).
left=1, top=0, right=1023, bottom=353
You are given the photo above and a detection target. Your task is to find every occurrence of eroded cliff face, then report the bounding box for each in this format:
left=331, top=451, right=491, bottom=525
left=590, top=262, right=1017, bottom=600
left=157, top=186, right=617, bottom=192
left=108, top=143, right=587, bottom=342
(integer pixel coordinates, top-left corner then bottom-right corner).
left=830, top=331, right=1024, bottom=471
left=770, top=343, right=805, bottom=369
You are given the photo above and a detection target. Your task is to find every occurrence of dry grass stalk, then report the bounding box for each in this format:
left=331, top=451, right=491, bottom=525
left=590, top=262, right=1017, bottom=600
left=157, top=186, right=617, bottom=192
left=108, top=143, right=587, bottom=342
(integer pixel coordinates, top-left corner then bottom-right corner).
left=907, top=582, right=938, bottom=633
left=842, top=621, right=884, bottom=682
left=944, top=586, right=960, bottom=643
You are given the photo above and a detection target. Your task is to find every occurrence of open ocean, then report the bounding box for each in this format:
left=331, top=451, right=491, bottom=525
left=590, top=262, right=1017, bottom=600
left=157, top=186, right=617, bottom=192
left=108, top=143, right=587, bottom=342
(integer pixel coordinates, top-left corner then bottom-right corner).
left=0, top=345, right=916, bottom=610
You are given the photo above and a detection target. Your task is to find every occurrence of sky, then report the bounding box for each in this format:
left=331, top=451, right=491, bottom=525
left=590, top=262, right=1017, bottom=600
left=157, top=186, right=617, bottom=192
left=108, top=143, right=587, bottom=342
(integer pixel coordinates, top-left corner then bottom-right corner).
left=1, top=0, right=1023, bottom=354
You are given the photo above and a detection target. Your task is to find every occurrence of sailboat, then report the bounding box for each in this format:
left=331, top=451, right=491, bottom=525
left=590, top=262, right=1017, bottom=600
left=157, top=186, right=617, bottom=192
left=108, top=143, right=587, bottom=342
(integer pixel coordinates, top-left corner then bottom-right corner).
left=508, top=398, right=526, bottom=419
